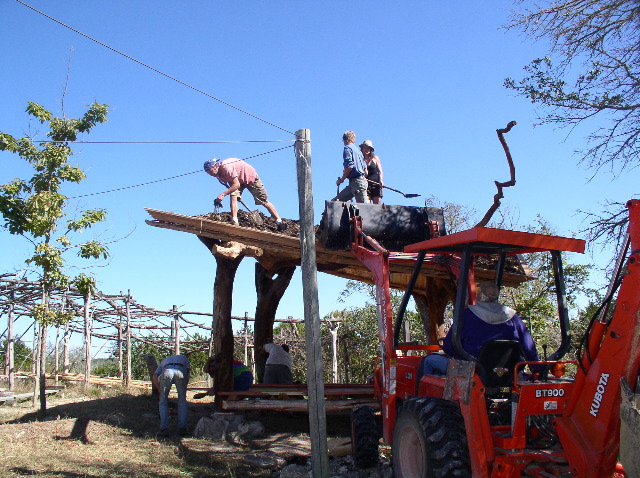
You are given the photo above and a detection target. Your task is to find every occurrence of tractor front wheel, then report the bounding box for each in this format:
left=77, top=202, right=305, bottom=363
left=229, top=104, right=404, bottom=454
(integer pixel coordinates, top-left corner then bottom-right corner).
left=392, top=397, right=471, bottom=478
left=351, top=405, right=380, bottom=469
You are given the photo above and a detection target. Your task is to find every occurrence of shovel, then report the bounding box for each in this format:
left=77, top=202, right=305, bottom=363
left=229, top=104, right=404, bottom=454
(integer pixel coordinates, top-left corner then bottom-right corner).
left=367, top=179, right=421, bottom=198
left=238, top=197, right=264, bottom=225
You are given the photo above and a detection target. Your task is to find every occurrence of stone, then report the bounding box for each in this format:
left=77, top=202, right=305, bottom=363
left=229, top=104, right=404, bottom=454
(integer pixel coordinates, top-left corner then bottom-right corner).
left=237, top=420, right=265, bottom=439
left=242, top=450, right=287, bottom=470
left=278, top=463, right=311, bottom=478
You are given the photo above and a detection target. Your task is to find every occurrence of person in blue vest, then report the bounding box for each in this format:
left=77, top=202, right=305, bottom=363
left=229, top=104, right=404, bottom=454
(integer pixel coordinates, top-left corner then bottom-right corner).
left=334, top=130, right=369, bottom=203
left=193, top=356, right=253, bottom=399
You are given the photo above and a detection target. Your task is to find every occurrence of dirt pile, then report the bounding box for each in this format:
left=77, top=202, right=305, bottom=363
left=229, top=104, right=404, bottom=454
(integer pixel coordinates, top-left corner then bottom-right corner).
left=198, top=210, right=301, bottom=237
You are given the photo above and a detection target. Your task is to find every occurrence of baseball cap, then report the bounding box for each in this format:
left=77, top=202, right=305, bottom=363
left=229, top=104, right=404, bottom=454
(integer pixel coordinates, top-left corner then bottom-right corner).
left=203, top=158, right=221, bottom=172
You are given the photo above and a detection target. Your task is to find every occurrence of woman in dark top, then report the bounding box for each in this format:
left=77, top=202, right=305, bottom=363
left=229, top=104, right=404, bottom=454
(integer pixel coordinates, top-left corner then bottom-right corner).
left=360, top=139, right=384, bottom=204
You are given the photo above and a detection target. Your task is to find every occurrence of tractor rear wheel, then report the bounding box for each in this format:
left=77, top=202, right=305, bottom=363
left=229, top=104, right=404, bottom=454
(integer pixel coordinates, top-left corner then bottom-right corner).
left=392, top=397, right=471, bottom=478
left=351, top=405, right=380, bottom=469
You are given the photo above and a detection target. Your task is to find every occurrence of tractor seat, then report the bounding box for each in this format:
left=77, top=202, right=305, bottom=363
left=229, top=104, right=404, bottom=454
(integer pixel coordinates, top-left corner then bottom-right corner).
left=476, top=340, right=523, bottom=389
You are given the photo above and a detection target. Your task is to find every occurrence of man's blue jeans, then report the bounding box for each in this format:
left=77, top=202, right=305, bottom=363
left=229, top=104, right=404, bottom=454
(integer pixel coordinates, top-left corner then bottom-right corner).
left=421, top=354, right=450, bottom=376
left=158, top=365, right=189, bottom=430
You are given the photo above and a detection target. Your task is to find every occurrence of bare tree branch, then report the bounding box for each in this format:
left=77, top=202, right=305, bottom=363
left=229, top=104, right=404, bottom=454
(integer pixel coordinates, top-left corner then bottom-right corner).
left=475, top=121, right=517, bottom=227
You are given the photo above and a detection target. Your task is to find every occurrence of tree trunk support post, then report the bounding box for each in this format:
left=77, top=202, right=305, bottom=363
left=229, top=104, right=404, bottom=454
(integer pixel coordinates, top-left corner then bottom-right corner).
left=212, top=253, right=244, bottom=403
left=253, top=263, right=296, bottom=382
left=295, top=128, right=329, bottom=478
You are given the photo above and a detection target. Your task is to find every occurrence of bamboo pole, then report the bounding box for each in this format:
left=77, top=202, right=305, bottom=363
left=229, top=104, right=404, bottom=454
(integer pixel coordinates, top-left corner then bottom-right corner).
left=295, top=128, right=329, bottom=478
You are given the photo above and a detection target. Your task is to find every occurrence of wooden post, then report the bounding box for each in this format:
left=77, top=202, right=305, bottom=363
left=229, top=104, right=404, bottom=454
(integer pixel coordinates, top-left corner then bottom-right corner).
left=31, top=324, right=37, bottom=375
left=54, top=292, right=67, bottom=384
left=173, top=305, right=180, bottom=356
left=212, top=254, right=244, bottom=400
left=253, top=262, right=296, bottom=382
left=143, top=354, right=159, bottom=396
left=38, top=320, right=48, bottom=418
left=125, top=291, right=132, bottom=387
left=117, top=320, right=123, bottom=380
left=326, top=317, right=340, bottom=383
left=83, top=290, right=92, bottom=388
left=295, top=128, right=329, bottom=477
left=63, top=322, right=70, bottom=374
left=54, top=325, right=60, bottom=384
left=6, top=289, right=14, bottom=392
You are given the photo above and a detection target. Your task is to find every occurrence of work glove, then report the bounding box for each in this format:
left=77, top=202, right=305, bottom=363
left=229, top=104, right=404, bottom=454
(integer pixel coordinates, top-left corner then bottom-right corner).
left=214, top=198, right=223, bottom=208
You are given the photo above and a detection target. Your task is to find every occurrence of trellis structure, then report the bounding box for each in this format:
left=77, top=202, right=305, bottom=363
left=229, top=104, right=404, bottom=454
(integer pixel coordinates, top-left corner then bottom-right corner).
left=0, top=274, right=343, bottom=392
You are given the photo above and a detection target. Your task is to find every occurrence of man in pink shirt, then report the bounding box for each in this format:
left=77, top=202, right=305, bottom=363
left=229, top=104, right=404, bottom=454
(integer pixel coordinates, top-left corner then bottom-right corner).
left=204, top=158, right=287, bottom=231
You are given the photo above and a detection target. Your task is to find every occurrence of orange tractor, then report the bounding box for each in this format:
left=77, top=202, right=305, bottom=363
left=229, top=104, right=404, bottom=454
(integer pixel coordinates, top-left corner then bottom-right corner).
left=323, top=199, right=640, bottom=477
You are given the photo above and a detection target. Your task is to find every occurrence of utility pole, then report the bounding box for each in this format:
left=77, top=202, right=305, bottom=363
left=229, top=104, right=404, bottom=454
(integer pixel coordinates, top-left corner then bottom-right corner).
left=295, top=128, right=329, bottom=477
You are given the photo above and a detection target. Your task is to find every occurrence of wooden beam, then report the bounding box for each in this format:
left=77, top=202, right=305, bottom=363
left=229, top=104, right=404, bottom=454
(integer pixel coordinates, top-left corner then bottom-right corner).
left=145, top=208, right=532, bottom=289
left=222, top=398, right=379, bottom=413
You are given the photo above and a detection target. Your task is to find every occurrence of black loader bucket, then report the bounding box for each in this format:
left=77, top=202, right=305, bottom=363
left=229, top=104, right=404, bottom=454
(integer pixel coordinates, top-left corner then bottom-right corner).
left=318, top=201, right=447, bottom=251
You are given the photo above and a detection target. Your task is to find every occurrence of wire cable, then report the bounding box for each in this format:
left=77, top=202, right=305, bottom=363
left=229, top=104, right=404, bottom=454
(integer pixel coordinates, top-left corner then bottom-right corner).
left=16, top=0, right=295, bottom=136
left=33, top=140, right=296, bottom=144
left=67, top=144, right=294, bottom=199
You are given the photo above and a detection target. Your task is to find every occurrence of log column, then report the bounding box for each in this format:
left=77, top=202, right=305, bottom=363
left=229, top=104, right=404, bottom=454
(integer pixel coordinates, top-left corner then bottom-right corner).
left=253, top=262, right=296, bottom=382
left=412, top=278, right=456, bottom=343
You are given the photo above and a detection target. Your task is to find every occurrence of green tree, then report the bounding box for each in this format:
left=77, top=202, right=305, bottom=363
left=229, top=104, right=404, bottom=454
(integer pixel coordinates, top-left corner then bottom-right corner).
left=0, top=339, right=33, bottom=372
left=505, top=0, right=639, bottom=176
left=0, top=101, right=109, bottom=417
left=330, top=281, right=426, bottom=383
left=496, top=216, right=592, bottom=354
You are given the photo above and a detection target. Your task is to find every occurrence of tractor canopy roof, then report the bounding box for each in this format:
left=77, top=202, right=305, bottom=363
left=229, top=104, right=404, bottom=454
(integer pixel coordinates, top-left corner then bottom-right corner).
left=404, top=226, right=585, bottom=256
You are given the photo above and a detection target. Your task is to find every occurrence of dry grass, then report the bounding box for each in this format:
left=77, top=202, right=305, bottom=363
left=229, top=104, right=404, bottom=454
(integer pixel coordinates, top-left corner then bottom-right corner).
left=0, top=382, right=352, bottom=477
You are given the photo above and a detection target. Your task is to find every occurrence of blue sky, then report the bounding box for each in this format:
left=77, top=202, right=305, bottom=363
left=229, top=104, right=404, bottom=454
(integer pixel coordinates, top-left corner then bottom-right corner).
left=1, top=1, right=636, bottom=354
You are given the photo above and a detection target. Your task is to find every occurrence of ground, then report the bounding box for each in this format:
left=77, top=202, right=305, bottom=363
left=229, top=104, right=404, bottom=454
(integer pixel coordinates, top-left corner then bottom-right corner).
left=0, top=383, right=391, bottom=477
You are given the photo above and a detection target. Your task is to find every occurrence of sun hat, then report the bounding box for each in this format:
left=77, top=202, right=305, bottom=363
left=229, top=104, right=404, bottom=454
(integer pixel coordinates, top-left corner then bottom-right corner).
left=359, top=139, right=374, bottom=151
left=477, top=282, right=500, bottom=302
left=203, top=158, right=221, bottom=172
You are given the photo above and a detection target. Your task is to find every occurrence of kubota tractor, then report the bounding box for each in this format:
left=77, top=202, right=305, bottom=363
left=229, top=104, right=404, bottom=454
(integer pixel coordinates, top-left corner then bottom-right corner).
left=321, top=199, right=640, bottom=477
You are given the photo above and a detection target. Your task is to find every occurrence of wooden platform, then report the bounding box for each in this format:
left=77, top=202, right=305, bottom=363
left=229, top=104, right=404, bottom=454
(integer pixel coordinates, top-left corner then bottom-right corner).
left=145, top=208, right=532, bottom=291
left=211, top=383, right=378, bottom=413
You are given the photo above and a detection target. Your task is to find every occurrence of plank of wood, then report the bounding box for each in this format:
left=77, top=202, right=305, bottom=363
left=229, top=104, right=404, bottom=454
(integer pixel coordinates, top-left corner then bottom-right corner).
left=0, top=389, right=59, bottom=403
left=221, top=398, right=380, bottom=413
left=145, top=208, right=530, bottom=288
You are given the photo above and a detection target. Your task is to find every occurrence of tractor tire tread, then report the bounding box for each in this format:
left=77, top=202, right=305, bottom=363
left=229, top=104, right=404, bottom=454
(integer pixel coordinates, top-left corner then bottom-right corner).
left=393, top=397, right=471, bottom=478
left=351, top=405, right=380, bottom=469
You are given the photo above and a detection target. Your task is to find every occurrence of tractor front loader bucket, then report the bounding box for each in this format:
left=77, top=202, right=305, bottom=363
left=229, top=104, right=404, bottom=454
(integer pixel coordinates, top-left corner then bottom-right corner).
left=318, top=201, right=447, bottom=251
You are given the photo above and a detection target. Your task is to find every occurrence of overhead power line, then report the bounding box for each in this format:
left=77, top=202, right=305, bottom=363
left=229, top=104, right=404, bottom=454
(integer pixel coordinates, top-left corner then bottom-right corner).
left=34, top=140, right=296, bottom=144
left=68, top=144, right=295, bottom=199
left=16, top=0, right=296, bottom=136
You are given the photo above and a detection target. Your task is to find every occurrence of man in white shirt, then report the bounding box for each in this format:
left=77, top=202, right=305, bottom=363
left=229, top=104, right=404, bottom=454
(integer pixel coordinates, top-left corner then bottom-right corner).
left=263, top=343, right=294, bottom=385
